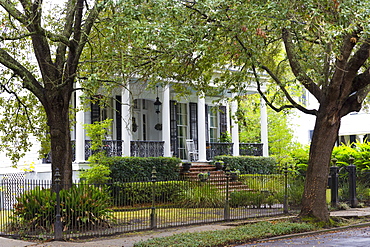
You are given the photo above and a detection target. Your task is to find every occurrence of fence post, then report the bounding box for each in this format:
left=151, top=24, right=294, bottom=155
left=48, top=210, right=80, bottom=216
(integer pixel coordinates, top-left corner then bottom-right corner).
left=283, top=166, right=289, bottom=213
left=54, top=168, right=63, bottom=240
left=346, top=157, right=358, bottom=208
left=150, top=166, right=157, bottom=229
left=330, top=159, right=339, bottom=208
left=224, top=163, right=230, bottom=221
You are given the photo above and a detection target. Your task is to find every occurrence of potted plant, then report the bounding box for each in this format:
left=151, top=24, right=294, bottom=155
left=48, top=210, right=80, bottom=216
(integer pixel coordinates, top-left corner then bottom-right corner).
left=229, top=169, right=240, bottom=181
left=198, top=172, right=209, bottom=182
left=214, top=160, right=224, bottom=171
left=181, top=162, right=192, bottom=173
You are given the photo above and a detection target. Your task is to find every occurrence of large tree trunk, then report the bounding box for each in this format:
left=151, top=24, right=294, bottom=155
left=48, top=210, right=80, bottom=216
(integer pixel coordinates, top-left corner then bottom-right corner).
left=299, top=106, right=341, bottom=222
left=43, top=88, right=73, bottom=187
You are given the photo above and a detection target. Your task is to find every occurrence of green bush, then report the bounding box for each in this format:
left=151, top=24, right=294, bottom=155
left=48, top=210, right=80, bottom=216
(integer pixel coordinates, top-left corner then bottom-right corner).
left=176, top=184, right=224, bottom=208
left=229, top=190, right=279, bottom=208
left=100, top=156, right=181, bottom=180
left=240, top=174, right=285, bottom=192
left=111, top=180, right=188, bottom=206
left=214, top=156, right=276, bottom=174
left=9, top=184, right=114, bottom=234
left=287, top=177, right=305, bottom=208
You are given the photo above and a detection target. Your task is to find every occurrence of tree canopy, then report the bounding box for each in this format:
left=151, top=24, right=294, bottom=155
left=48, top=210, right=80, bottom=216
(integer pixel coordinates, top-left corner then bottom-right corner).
left=107, top=0, right=370, bottom=222
left=0, top=0, right=109, bottom=185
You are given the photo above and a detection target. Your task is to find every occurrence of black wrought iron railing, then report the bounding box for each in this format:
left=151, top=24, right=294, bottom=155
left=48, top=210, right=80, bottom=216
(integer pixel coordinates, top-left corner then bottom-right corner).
left=84, top=140, right=123, bottom=160
left=239, top=143, right=263, bottom=156
left=0, top=171, right=289, bottom=240
left=46, top=141, right=262, bottom=163
left=130, top=140, right=164, bottom=157
left=206, top=142, right=233, bottom=160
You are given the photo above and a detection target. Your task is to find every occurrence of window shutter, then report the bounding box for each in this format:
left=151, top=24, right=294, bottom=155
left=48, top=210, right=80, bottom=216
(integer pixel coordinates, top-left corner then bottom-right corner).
left=205, top=104, right=209, bottom=142
left=189, top=102, right=198, bottom=148
left=115, top=96, right=122, bottom=140
left=219, top=105, right=227, bottom=137
left=170, top=100, right=178, bottom=157
left=91, top=101, right=100, bottom=124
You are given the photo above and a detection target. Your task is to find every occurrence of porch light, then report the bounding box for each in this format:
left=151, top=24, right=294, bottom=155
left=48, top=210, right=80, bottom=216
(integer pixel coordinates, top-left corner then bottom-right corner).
left=154, top=86, right=162, bottom=114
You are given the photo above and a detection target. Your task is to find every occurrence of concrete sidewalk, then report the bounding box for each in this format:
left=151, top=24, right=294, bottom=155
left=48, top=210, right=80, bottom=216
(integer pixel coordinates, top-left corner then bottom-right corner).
left=2, top=208, right=370, bottom=247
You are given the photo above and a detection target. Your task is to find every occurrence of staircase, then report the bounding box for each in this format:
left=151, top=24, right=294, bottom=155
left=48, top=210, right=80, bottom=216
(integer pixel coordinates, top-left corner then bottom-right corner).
left=180, top=163, right=251, bottom=192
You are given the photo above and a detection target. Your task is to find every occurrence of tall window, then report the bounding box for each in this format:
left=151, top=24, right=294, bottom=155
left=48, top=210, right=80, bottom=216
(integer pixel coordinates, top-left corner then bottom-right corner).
left=177, top=103, right=188, bottom=159
left=208, top=106, right=218, bottom=142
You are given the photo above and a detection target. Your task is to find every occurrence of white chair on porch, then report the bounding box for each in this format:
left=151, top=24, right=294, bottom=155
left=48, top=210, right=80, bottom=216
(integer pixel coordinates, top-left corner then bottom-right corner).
left=186, top=139, right=198, bottom=161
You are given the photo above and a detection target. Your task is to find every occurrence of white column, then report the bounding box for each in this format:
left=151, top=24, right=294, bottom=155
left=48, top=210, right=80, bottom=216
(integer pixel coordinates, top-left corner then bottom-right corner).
left=122, top=84, right=131, bottom=157
left=260, top=97, right=269, bottom=157
left=230, top=98, right=239, bottom=156
left=162, top=85, right=171, bottom=157
left=197, top=94, right=207, bottom=161
left=75, top=83, right=85, bottom=163
left=359, top=135, right=364, bottom=143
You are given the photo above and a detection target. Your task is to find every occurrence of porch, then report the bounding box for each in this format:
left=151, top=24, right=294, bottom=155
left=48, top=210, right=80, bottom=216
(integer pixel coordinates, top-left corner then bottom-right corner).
left=66, top=140, right=263, bottom=163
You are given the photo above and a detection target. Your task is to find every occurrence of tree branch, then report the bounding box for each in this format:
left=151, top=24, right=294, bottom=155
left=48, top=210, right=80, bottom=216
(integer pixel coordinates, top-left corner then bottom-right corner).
left=282, top=28, right=323, bottom=102
left=0, top=0, right=29, bottom=26
left=0, top=48, right=43, bottom=94
left=0, top=78, right=36, bottom=130
left=259, top=65, right=317, bottom=115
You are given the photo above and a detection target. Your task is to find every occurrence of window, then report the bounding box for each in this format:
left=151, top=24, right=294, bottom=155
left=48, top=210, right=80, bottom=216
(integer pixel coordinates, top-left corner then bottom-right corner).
left=177, top=103, right=188, bottom=159
left=208, top=106, right=218, bottom=142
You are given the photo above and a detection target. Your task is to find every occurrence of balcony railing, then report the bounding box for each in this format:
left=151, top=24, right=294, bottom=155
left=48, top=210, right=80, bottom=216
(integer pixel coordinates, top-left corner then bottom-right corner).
left=84, top=140, right=123, bottom=160
left=130, top=140, right=164, bottom=157
left=206, top=142, right=233, bottom=161
left=51, top=141, right=262, bottom=163
left=239, top=143, right=263, bottom=156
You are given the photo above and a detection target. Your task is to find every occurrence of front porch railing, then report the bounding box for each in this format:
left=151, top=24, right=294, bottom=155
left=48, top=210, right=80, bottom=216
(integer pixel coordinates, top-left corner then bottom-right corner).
left=206, top=142, right=233, bottom=161
left=240, top=143, right=263, bottom=156
left=130, top=140, right=164, bottom=157
left=67, top=141, right=263, bottom=163
left=85, top=140, right=123, bottom=160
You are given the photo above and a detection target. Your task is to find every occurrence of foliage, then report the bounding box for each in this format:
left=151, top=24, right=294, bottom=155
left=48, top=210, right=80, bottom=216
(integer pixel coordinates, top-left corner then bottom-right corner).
left=105, top=0, right=370, bottom=221
left=9, top=184, right=114, bottom=234
left=133, top=220, right=315, bottom=247
left=111, top=181, right=188, bottom=207
left=287, top=177, right=305, bottom=208
left=238, top=94, right=296, bottom=159
left=80, top=119, right=113, bottom=184
left=102, top=156, right=181, bottom=180
left=0, top=0, right=110, bottom=185
left=197, top=172, right=209, bottom=181
left=332, top=142, right=370, bottom=170
left=176, top=184, right=224, bottom=208
left=286, top=144, right=310, bottom=176
left=215, top=156, right=276, bottom=174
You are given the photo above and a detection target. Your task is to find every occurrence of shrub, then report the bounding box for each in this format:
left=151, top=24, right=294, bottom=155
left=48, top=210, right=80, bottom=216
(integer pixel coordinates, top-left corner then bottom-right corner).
left=9, top=184, right=114, bottom=234
left=287, top=177, right=305, bottom=208
left=111, top=180, right=189, bottom=206
left=101, top=156, right=181, bottom=180
left=176, top=184, right=224, bottom=208
left=230, top=190, right=274, bottom=208
left=80, top=119, right=113, bottom=184
left=240, top=174, right=285, bottom=192
left=214, top=156, right=276, bottom=174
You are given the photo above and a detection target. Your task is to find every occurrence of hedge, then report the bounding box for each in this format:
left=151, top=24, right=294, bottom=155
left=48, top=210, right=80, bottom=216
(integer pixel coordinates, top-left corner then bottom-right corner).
left=99, top=156, right=181, bottom=180
left=110, top=180, right=189, bottom=206
left=214, top=155, right=277, bottom=174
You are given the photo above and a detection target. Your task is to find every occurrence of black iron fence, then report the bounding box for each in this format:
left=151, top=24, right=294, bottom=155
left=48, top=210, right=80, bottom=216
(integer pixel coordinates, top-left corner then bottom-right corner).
left=0, top=169, right=290, bottom=240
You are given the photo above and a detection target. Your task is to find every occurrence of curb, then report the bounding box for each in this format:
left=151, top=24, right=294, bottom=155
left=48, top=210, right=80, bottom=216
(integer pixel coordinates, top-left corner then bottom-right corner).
left=254, top=221, right=370, bottom=243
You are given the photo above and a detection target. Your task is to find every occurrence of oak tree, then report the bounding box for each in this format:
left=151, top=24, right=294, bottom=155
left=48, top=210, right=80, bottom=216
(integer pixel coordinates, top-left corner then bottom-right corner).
left=0, top=0, right=109, bottom=185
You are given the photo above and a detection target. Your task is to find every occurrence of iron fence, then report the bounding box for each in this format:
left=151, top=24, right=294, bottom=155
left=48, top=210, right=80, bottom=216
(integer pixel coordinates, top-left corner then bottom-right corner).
left=0, top=170, right=289, bottom=240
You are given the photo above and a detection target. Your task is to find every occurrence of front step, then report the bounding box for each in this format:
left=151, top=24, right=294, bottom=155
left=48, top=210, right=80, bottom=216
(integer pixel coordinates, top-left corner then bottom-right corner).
left=180, top=162, right=250, bottom=192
